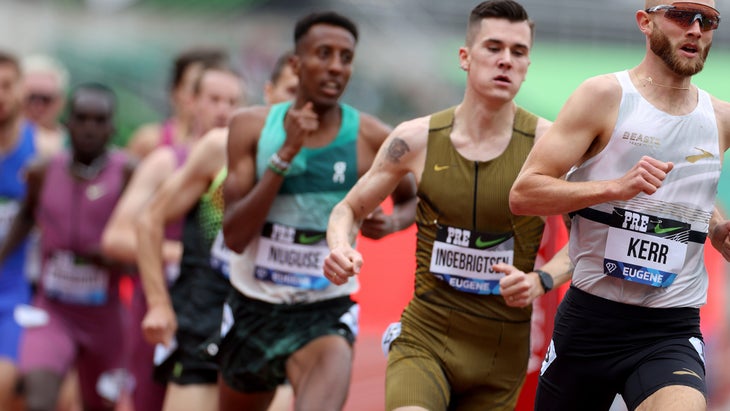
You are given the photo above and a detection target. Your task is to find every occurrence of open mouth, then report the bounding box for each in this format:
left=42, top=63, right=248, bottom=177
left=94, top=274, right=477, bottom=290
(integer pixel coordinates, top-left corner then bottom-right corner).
left=321, top=80, right=342, bottom=96
left=680, top=43, right=699, bottom=55
left=494, top=75, right=512, bottom=85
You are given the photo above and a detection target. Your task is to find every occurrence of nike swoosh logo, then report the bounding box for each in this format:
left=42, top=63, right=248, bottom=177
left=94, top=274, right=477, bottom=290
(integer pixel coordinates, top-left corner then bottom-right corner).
left=298, top=233, right=325, bottom=245
left=673, top=369, right=702, bottom=380
left=654, top=224, right=683, bottom=234
left=475, top=236, right=506, bottom=248
left=434, top=164, right=449, bottom=172
left=685, top=147, right=713, bottom=163
left=86, top=185, right=106, bottom=201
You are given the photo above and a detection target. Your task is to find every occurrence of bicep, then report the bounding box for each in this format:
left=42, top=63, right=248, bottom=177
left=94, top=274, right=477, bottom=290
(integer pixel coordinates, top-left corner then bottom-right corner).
left=348, top=124, right=422, bottom=218
left=223, top=119, right=257, bottom=207
left=148, top=171, right=205, bottom=224
left=527, top=79, right=618, bottom=178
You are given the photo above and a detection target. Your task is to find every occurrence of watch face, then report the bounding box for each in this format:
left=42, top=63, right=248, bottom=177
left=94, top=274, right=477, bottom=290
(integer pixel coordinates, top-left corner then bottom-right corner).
left=539, top=271, right=553, bottom=291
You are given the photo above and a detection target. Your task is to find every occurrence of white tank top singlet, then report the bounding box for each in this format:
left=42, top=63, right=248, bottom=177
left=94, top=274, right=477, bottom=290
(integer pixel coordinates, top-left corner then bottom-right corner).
left=566, top=70, right=720, bottom=308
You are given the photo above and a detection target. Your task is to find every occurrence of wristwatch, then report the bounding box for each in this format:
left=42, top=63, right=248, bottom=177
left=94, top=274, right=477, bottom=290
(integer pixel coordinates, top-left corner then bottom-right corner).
left=535, top=270, right=554, bottom=293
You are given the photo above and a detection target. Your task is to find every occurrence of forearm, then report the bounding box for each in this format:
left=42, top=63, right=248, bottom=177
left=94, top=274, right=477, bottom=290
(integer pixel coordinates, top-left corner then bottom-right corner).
left=327, top=201, right=360, bottom=250
left=137, top=215, right=171, bottom=308
left=223, top=172, right=284, bottom=253
left=511, top=175, right=617, bottom=216
left=535, top=244, right=573, bottom=288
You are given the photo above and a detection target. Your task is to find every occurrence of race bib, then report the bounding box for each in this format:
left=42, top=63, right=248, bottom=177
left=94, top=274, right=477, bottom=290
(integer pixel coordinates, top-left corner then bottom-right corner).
left=429, top=225, right=514, bottom=295
left=43, top=251, right=110, bottom=305
left=253, top=222, right=330, bottom=290
left=0, top=199, right=20, bottom=243
left=209, top=230, right=231, bottom=278
left=603, top=208, right=688, bottom=287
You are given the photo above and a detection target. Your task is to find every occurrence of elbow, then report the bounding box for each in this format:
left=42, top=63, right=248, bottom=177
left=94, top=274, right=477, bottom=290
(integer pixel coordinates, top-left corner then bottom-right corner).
left=508, top=185, right=531, bottom=216
left=222, top=219, right=245, bottom=254
left=100, top=227, right=126, bottom=262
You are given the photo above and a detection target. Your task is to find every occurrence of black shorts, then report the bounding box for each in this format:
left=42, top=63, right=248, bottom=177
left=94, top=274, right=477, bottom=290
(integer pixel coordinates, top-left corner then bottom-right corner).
left=536, top=286, right=706, bottom=411
left=154, top=265, right=230, bottom=385
left=218, top=288, right=358, bottom=393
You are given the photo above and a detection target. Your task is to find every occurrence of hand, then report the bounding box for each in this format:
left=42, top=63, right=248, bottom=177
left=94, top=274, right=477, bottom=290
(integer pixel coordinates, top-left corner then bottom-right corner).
left=494, top=263, right=541, bottom=307
left=360, top=206, right=393, bottom=240
left=141, top=303, right=177, bottom=347
left=282, top=101, right=318, bottom=157
left=710, top=220, right=730, bottom=262
left=614, top=156, right=673, bottom=200
left=323, top=245, right=363, bottom=286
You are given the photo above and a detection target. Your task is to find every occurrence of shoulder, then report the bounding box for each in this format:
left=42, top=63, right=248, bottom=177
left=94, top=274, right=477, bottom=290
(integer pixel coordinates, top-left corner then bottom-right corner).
left=357, top=112, right=392, bottom=146
left=375, top=114, right=431, bottom=160
left=575, top=73, right=622, bottom=101
left=25, top=155, right=52, bottom=180
left=187, top=127, right=229, bottom=174
left=229, top=105, right=272, bottom=129
left=392, top=114, right=431, bottom=145
left=136, top=146, right=179, bottom=180
left=126, top=122, right=162, bottom=158
left=198, top=127, right=229, bottom=153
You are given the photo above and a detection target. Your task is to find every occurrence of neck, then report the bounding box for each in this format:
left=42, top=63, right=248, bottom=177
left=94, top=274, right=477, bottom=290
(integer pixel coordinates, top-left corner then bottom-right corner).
left=70, top=150, right=108, bottom=180
left=630, top=68, right=691, bottom=91
left=457, top=91, right=516, bottom=138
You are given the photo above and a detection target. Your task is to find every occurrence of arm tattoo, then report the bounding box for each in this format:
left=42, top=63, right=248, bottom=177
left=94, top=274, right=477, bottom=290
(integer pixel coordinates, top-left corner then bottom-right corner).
left=386, top=138, right=410, bottom=163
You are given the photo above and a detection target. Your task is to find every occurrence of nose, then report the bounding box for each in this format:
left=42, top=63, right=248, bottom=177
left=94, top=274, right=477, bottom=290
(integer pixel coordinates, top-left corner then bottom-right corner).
left=498, top=50, right=513, bottom=69
left=328, top=55, right=345, bottom=73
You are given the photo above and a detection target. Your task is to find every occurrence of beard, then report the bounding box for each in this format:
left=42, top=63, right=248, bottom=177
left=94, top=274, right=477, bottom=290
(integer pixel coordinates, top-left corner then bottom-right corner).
left=649, top=26, right=711, bottom=76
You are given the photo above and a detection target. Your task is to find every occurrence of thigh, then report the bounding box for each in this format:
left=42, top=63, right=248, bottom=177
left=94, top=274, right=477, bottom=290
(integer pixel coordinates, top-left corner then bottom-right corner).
left=386, top=333, right=449, bottom=411
left=76, top=313, right=126, bottom=410
left=286, top=334, right=353, bottom=411
left=624, top=337, right=706, bottom=411
left=163, top=382, right=218, bottom=411
left=446, top=315, right=530, bottom=411
left=385, top=299, right=453, bottom=411
left=19, top=306, right=75, bottom=376
left=218, top=376, right=276, bottom=411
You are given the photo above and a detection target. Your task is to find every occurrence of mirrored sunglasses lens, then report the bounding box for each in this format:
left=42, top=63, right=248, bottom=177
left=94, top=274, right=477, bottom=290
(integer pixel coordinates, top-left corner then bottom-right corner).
left=665, top=9, right=718, bottom=30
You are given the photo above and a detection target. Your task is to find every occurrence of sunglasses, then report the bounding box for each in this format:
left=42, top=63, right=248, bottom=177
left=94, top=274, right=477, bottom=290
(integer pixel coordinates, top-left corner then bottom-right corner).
left=646, top=2, right=721, bottom=31
left=26, top=93, right=57, bottom=106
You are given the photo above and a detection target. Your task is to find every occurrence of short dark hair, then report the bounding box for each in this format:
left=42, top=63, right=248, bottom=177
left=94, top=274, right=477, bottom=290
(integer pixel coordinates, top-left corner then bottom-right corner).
left=466, top=0, right=534, bottom=45
left=0, top=50, right=21, bottom=76
left=170, top=46, right=229, bottom=90
left=269, top=51, right=294, bottom=84
left=69, top=82, right=117, bottom=113
left=293, top=11, right=359, bottom=47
